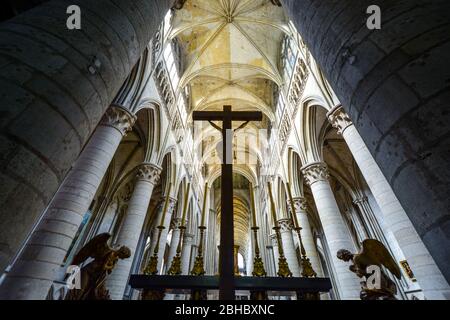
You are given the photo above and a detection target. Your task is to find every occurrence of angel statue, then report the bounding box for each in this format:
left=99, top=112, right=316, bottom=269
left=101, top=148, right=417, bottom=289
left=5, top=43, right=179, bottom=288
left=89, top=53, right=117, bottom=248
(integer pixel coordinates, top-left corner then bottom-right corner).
left=65, top=233, right=131, bottom=300
left=337, top=239, right=402, bottom=300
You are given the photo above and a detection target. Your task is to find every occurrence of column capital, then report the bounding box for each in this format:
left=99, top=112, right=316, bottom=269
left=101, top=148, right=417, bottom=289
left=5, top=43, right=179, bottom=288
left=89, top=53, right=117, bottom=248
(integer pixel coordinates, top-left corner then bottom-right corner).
left=170, top=217, right=183, bottom=229
left=278, top=218, right=294, bottom=232
left=301, top=162, right=330, bottom=186
left=136, top=163, right=162, bottom=184
left=167, top=197, right=178, bottom=215
left=326, top=105, right=353, bottom=135
left=101, top=104, right=136, bottom=136
left=288, top=196, right=309, bottom=214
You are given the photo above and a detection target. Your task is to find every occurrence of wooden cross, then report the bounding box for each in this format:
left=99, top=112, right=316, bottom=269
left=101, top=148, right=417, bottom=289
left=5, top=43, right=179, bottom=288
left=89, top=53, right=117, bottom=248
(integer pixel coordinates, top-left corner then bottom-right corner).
left=192, top=105, right=262, bottom=299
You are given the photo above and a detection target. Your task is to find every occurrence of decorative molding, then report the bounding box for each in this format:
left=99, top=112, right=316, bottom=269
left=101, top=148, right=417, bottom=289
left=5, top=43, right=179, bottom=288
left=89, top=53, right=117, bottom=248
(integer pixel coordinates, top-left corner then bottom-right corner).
left=278, top=218, right=294, bottom=232
left=101, top=104, right=136, bottom=136
left=167, top=197, right=178, bottom=216
left=170, top=217, right=183, bottom=230
left=327, top=105, right=353, bottom=135
left=151, top=27, right=163, bottom=70
left=136, top=163, right=162, bottom=184
left=288, top=197, right=309, bottom=213
left=288, top=57, right=309, bottom=111
left=301, top=162, right=330, bottom=186
left=154, top=61, right=175, bottom=116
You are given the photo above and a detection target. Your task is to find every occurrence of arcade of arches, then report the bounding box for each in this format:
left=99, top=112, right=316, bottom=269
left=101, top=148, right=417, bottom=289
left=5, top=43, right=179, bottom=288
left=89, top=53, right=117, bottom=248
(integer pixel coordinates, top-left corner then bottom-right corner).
left=0, top=0, right=449, bottom=300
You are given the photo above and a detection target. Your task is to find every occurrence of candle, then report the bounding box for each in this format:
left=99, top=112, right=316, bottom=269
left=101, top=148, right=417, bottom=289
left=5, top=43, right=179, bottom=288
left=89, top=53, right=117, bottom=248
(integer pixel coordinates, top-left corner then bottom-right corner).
left=286, top=182, right=299, bottom=229
left=180, top=183, right=191, bottom=226
left=200, top=183, right=208, bottom=227
left=159, top=182, right=172, bottom=226
left=250, top=184, right=257, bottom=228
left=267, top=182, right=278, bottom=228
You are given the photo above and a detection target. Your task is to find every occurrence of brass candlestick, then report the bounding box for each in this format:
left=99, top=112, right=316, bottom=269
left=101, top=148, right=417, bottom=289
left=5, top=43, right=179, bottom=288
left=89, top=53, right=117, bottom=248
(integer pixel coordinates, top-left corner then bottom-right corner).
left=168, top=183, right=191, bottom=275
left=143, top=183, right=173, bottom=275
left=267, top=182, right=292, bottom=278
left=142, top=183, right=173, bottom=300
left=191, top=183, right=208, bottom=300
left=250, top=185, right=267, bottom=300
left=250, top=184, right=266, bottom=277
left=286, top=183, right=317, bottom=278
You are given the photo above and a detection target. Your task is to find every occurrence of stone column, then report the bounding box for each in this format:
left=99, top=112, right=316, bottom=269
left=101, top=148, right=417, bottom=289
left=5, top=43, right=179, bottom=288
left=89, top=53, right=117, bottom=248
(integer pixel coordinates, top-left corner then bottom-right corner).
left=328, top=105, right=450, bottom=299
left=181, top=233, right=194, bottom=275
left=278, top=219, right=300, bottom=277
left=302, top=162, right=360, bottom=300
left=166, top=218, right=182, bottom=271
left=0, top=0, right=172, bottom=275
left=288, top=197, right=323, bottom=276
left=0, top=105, right=135, bottom=300
left=283, top=0, right=450, bottom=285
left=107, top=163, right=161, bottom=300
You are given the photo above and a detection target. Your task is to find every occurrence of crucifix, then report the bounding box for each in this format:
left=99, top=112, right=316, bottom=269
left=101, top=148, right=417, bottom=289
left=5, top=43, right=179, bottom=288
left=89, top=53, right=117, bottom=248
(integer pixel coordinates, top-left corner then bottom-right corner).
left=193, top=105, right=262, bottom=299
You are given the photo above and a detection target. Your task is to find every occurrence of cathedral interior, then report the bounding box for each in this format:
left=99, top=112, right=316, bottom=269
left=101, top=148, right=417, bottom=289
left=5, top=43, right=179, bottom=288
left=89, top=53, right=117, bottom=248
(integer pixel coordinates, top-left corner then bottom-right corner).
left=0, top=0, right=449, bottom=301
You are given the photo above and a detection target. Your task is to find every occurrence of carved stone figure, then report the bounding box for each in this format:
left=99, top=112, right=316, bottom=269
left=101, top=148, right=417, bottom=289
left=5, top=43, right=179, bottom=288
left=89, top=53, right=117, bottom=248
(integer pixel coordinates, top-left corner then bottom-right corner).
left=65, top=233, right=131, bottom=300
left=337, top=239, right=401, bottom=300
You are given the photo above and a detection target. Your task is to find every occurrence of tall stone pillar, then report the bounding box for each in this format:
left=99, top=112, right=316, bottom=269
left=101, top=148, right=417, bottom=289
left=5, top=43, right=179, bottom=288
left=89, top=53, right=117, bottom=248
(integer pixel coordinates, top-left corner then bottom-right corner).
left=328, top=105, right=450, bottom=299
left=288, top=197, right=323, bottom=276
left=278, top=219, right=300, bottom=277
left=107, top=163, right=161, bottom=300
left=282, top=0, right=450, bottom=285
left=166, top=218, right=182, bottom=271
left=302, top=162, right=360, bottom=299
left=0, top=0, right=172, bottom=275
left=0, top=105, right=135, bottom=300
left=181, top=233, right=194, bottom=275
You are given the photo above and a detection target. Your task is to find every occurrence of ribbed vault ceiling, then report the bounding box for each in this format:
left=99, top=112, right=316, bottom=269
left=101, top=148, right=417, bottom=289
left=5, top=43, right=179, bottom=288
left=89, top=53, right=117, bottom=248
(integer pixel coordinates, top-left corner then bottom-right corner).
left=171, top=0, right=288, bottom=123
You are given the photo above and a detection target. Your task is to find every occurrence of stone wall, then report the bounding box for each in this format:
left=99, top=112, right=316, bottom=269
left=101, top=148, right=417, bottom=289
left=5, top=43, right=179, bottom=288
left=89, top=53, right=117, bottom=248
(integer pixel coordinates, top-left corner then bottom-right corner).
left=0, top=0, right=173, bottom=272
left=282, top=0, right=450, bottom=281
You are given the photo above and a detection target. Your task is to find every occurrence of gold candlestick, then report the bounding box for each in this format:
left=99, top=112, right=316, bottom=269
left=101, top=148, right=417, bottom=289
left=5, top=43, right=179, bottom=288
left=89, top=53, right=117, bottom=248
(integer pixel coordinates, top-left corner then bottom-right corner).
left=143, top=182, right=172, bottom=276
left=250, top=184, right=266, bottom=277
left=168, top=183, right=191, bottom=275
left=191, top=183, right=208, bottom=276
left=250, top=184, right=267, bottom=300
left=190, top=183, right=208, bottom=300
left=286, top=182, right=316, bottom=278
left=267, top=182, right=292, bottom=278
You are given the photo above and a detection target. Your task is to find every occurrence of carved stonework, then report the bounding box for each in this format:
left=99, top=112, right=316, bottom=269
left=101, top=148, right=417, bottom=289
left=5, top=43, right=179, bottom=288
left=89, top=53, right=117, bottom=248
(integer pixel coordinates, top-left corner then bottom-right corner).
left=269, top=233, right=278, bottom=247
left=278, top=218, right=294, bottom=232
left=288, top=57, right=309, bottom=111
left=101, top=105, right=136, bottom=136
left=154, top=61, right=175, bottom=114
left=166, top=197, right=178, bottom=217
left=170, top=217, right=182, bottom=230
left=327, top=105, right=353, bottom=135
left=302, top=162, right=330, bottom=186
left=288, top=197, right=309, bottom=214
left=136, top=163, right=162, bottom=184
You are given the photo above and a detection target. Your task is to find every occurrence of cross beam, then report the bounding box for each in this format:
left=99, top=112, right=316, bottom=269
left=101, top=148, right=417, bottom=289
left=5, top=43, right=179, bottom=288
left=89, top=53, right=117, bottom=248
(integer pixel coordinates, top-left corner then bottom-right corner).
left=129, top=275, right=332, bottom=293
left=192, top=105, right=262, bottom=300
